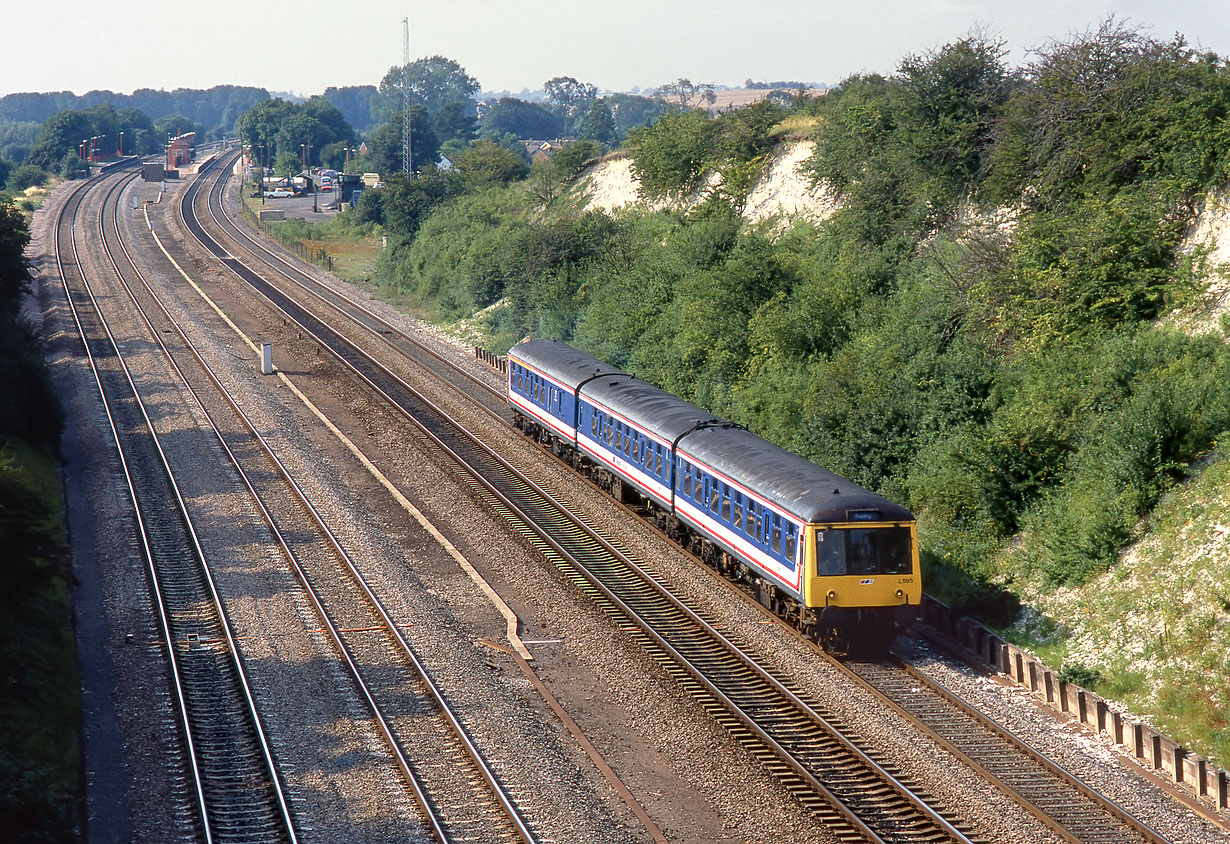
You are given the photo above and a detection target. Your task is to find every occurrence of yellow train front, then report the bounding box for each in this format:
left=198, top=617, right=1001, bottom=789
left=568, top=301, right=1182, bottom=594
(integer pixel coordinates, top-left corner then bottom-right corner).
left=802, top=515, right=921, bottom=652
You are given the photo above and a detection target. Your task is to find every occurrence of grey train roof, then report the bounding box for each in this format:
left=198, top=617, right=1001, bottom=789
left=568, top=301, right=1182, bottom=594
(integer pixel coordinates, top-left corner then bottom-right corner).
left=509, top=341, right=914, bottom=525
left=582, top=374, right=721, bottom=443
left=509, top=339, right=625, bottom=390
left=680, top=424, right=913, bottom=525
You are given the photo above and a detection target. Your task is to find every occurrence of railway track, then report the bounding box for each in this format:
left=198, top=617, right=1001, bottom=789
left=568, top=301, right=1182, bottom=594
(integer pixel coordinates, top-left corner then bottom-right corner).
left=98, top=157, right=538, bottom=843
left=171, top=147, right=1191, bottom=842
left=178, top=153, right=984, bottom=843
left=839, top=656, right=1169, bottom=844
left=58, top=164, right=297, bottom=843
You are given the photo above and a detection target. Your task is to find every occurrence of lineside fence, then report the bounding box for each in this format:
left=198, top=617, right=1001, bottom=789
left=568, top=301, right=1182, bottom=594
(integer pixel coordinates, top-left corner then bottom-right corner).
left=921, top=595, right=1230, bottom=815
left=241, top=202, right=330, bottom=270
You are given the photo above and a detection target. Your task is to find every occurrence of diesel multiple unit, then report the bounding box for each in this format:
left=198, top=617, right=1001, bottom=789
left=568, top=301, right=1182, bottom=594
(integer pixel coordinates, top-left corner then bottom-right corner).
left=507, top=339, right=921, bottom=650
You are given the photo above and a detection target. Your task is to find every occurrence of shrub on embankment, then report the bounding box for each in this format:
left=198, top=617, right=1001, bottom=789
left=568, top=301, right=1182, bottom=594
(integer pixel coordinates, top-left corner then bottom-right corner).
left=0, top=198, right=75, bottom=842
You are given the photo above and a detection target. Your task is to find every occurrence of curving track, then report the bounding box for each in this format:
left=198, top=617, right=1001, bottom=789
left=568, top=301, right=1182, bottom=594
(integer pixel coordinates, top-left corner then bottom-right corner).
left=179, top=150, right=984, bottom=844
left=170, top=146, right=1187, bottom=843
left=98, top=158, right=539, bottom=844
left=57, top=164, right=298, bottom=843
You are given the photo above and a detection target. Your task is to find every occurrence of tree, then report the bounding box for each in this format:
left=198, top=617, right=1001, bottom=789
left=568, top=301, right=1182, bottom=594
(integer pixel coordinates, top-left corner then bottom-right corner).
left=362, top=107, right=439, bottom=176
left=372, top=56, right=480, bottom=124
left=479, top=98, right=564, bottom=140
left=154, top=113, right=204, bottom=141
left=0, top=201, right=31, bottom=310
left=654, top=78, right=716, bottom=110
left=322, top=84, right=377, bottom=133
left=235, top=98, right=354, bottom=168
left=7, top=164, right=45, bottom=191
left=574, top=99, right=616, bottom=145
left=25, top=109, right=91, bottom=170
left=627, top=108, right=719, bottom=199
left=452, top=140, right=529, bottom=188
left=605, top=93, right=673, bottom=141
left=544, top=76, right=598, bottom=111
left=301, top=97, right=355, bottom=150
left=433, top=99, right=478, bottom=147
left=115, top=107, right=158, bottom=155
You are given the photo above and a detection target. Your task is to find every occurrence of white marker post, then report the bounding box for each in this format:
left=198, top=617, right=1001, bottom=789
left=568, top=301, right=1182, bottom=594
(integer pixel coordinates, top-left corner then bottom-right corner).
left=260, top=343, right=273, bottom=375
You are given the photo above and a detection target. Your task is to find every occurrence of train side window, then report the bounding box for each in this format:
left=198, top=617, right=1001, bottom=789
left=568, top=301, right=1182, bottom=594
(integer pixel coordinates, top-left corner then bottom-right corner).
left=615, top=427, right=622, bottom=451
left=709, top=483, right=720, bottom=514
left=683, top=466, right=692, bottom=497
left=756, top=512, right=765, bottom=543
left=771, top=516, right=782, bottom=555
left=697, top=474, right=707, bottom=504
left=654, top=446, right=662, bottom=476
left=784, top=525, right=797, bottom=565
left=624, top=429, right=632, bottom=456
left=721, top=492, right=730, bottom=522
left=591, top=411, right=598, bottom=436
left=606, top=421, right=614, bottom=445
left=733, top=497, right=743, bottom=531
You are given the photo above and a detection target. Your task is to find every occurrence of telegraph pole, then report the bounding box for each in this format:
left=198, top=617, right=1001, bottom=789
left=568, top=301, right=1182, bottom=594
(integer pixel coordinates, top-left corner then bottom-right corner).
left=402, top=17, right=412, bottom=177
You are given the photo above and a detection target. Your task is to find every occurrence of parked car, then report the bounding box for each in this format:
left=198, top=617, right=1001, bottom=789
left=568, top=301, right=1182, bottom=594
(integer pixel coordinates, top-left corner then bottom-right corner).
left=263, top=188, right=294, bottom=198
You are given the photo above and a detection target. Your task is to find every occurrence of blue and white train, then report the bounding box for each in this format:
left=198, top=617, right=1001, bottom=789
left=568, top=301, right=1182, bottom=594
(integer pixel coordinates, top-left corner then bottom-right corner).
left=507, top=339, right=921, bottom=650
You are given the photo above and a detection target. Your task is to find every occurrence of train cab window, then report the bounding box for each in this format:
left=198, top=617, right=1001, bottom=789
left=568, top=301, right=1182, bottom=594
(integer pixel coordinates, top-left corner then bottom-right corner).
left=815, top=526, right=912, bottom=576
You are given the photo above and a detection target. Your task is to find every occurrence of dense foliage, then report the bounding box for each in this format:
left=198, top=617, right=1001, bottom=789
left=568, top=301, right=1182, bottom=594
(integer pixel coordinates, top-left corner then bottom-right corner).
left=367, top=25, right=1230, bottom=623
left=0, top=199, right=73, bottom=842
left=235, top=97, right=356, bottom=171
left=0, top=86, right=267, bottom=138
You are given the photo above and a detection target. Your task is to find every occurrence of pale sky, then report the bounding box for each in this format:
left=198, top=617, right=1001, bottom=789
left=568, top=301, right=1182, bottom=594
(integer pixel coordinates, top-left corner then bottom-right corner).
left=6, top=1, right=1228, bottom=98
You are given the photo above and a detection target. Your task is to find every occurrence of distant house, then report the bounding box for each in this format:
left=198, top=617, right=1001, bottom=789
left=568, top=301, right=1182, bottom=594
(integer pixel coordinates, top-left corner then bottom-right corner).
left=523, top=138, right=572, bottom=164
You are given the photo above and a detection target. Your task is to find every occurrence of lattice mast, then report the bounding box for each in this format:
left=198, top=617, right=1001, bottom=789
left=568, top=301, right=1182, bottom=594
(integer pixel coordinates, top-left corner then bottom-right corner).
left=402, top=17, right=412, bottom=177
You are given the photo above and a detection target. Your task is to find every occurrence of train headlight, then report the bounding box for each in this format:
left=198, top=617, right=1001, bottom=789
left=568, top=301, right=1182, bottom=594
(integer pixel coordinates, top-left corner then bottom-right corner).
left=827, top=590, right=837, bottom=603
left=896, top=589, right=904, bottom=598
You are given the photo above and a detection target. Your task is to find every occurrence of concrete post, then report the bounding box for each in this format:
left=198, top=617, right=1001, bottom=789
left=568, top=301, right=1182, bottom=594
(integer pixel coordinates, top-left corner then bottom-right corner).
left=261, top=343, right=273, bottom=375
